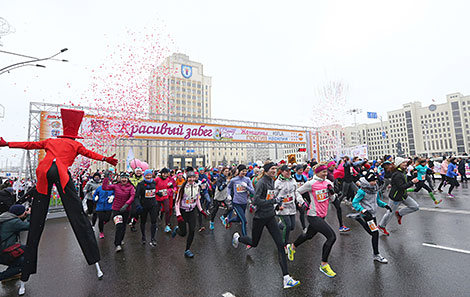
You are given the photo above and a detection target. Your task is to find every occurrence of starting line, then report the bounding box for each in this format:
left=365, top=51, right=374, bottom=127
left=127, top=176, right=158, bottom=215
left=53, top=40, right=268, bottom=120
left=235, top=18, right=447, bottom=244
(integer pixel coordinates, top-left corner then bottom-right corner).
left=422, top=243, right=470, bottom=255
left=419, top=207, right=470, bottom=215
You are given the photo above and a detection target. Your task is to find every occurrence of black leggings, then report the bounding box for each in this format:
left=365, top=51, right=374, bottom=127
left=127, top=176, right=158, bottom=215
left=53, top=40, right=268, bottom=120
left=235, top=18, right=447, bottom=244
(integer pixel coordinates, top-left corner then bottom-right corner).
left=112, top=210, right=130, bottom=246
left=293, top=216, right=336, bottom=263
left=97, top=210, right=112, bottom=233
left=414, top=180, right=432, bottom=193
left=447, top=177, right=458, bottom=194
left=279, top=215, right=295, bottom=245
left=355, top=216, right=379, bottom=255
left=210, top=200, right=224, bottom=222
left=239, top=216, right=289, bottom=276
left=177, top=209, right=197, bottom=250
left=156, top=199, right=170, bottom=225
left=332, top=198, right=343, bottom=227
left=140, top=204, right=158, bottom=241
left=437, top=176, right=447, bottom=190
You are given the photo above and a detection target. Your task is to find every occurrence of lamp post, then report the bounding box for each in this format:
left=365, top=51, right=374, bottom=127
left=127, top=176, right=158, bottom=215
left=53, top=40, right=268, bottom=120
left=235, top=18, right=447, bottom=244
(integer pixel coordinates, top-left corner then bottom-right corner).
left=0, top=48, right=68, bottom=75
left=347, top=108, right=362, bottom=126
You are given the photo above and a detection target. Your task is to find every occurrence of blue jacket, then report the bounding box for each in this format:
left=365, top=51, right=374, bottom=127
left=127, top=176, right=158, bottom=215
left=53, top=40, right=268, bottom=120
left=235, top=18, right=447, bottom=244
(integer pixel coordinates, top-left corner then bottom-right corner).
left=228, top=176, right=255, bottom=204
left=93, top=186, right=114, bottom=212
left=446, top=163, right=458, bottom=178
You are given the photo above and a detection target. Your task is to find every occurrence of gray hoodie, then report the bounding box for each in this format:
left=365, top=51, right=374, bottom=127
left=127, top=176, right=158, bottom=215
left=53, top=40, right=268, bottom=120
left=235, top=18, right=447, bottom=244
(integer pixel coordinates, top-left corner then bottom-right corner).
left=352, top=177, right=387, bottom=216
left=274, top=177, right=304, bottom=216
left=84, top=179, right=101, bottom=201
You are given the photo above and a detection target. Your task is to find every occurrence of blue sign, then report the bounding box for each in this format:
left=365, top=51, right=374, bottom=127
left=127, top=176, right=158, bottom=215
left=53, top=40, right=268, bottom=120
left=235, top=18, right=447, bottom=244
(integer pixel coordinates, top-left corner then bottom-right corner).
left=181, top=65, right=192, bottom=79
left=367, top=112, right=378, bottom=119
left=186, top=149, right=195, bottom=153
left=382, top=131, right=386, bottom=139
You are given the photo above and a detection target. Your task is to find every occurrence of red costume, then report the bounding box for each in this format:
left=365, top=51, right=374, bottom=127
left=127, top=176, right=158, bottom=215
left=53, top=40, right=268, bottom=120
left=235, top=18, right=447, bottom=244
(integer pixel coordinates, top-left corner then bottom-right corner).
left=0, top=108, right=117, bottom=282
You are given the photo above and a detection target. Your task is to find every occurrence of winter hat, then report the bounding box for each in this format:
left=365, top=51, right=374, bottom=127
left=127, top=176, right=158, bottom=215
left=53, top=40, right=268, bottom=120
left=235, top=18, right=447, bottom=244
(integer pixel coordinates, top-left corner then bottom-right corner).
left=143, top=169, right=153, bottom=176
left=394, top=157, right=409, bottom=167
left=263, top=162, right=276, bottom=172
left=9, top=204, right=26, bottom=216
left=93, top=172, right=101, bottom=179
left=186, top=171, right=196, bottom=178
left=160, top=168, right=170, bottom=174
left=237, top=164, right=247, bottom=172
left=120, top=172, right=130, bottom=178
left=314, top=165, right=328, bottom=174
left=365, top=171, right=378, bottom=182
left=327, top=161, right=336, bottom=168
left=279, top=164, right=289, bottom=172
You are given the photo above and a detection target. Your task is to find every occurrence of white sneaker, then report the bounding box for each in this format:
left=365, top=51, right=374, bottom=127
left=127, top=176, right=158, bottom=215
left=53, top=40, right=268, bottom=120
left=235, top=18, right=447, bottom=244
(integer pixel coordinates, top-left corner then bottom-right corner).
left=115, top=245, right=122, bottom=253
left=373, top=254, right=388, bottom=264
left=232, top=232, right=240, bottom=248
left=283, top=275, right=300, bottom=289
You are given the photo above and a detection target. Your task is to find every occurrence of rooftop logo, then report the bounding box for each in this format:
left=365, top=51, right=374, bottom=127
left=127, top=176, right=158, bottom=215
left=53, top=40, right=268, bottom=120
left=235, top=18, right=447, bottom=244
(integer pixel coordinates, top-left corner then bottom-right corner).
left=181, top=65, right=192, bottom=79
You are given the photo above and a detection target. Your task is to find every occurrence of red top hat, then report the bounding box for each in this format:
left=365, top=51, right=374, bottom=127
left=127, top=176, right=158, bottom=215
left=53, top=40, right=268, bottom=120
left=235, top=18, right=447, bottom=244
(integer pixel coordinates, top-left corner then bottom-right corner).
left=57, top=108, right=84, bottom=139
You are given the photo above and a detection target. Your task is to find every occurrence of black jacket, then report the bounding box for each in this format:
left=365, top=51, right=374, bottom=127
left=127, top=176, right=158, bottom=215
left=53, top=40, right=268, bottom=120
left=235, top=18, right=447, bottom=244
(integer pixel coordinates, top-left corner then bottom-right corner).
left=253, top=175, right=278, bottom=219
left=135, top=179, right=157, bottom=208
left=389, top=168, right=415, bottom=201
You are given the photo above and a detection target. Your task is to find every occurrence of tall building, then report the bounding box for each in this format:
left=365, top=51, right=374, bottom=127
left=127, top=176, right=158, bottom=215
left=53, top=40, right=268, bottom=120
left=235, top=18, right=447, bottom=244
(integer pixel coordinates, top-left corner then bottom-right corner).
left=343, top=92, right=470, bottom=159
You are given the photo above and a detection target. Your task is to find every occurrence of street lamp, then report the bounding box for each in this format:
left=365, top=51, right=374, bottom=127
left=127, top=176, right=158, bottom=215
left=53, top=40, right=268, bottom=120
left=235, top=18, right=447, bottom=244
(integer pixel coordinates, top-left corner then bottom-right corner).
left=347, top=108, right=362, bottom=126
left=0, top=48, right=68, bottom=75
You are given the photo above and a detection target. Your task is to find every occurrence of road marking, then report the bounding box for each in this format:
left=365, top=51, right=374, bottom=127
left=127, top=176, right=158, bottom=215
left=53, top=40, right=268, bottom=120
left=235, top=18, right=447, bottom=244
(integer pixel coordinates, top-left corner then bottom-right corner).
left=222, top=292, right=236, bottom=297
left=419, top=207, right=470, bottom=215
left=422, top=243, right=470, bottom=254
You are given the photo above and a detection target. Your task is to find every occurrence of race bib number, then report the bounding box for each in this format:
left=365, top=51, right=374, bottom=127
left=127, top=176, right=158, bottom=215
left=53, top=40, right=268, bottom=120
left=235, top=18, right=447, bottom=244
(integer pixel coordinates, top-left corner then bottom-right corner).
left=168, top=182, right=173, bottom=187
left=315, top=189, right=328, bottom=203
left=266, top=190, right=275, bottom=200
left=160, top=189, right=168, bottom=196
left=236, top=184, right=246, bottom=193
left=282, top=196, right=293, bottom=203
left=113, top=215, right=123, bottom=225
left=145, top=189, right=155, bottom=199
left=201, top=183, right=207, bottom=190
left=367, top=220, right=378, bottom=232
left=107, top=195, right=114, bottom=204
left=421, top=175, right=426, bottom=180
left=185, top=198, right=195, bottom=205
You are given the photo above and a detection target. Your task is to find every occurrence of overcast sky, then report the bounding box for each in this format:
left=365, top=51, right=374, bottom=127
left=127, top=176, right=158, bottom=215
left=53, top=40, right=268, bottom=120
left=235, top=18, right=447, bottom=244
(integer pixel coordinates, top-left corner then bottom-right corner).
left=1, top=0, right=470, bottom=165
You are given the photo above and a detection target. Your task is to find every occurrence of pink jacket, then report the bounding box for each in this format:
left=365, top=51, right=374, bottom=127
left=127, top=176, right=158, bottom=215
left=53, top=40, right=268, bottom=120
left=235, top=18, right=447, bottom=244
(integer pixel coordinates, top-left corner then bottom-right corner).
left=296, top=175, right=335, bottom=218
left=154, top=176, right=176, bottom=202
left=102, top=178, right=135, bottom=211
left=440, top=161, right=449, bottom=175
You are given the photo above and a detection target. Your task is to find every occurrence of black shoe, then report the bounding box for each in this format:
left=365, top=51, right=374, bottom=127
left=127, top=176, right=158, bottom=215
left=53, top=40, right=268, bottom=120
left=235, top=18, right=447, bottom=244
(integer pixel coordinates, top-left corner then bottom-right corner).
left=141, top=238, right=146, bottom=245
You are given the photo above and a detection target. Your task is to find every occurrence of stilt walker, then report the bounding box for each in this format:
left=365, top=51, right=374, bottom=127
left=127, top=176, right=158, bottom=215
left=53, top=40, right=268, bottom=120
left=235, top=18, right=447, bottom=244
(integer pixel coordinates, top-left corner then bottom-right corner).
left=0, top=108, right=118, bottom=296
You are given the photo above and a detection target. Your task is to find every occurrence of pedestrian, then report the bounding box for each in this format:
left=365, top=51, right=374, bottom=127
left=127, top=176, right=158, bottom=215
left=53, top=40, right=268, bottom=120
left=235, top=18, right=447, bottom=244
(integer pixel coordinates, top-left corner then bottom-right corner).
left=286, top=164, right=338, bottom=278
left=377, top=157, right=419, bottom=236
left=92, top=184, right=114, bottom=239
left=437, top=157, right=449, bottom=192
left=232, top=162, right=300, bottom=289
left=292, top=164, right=309, bottom=232
left=102, top=171, right=135, bottom=252
left=0, top=187, right=15, bottom=214
left=83, top=172, right=102, bottom=227
left=352, top=171, right=391, bottom=263
left=210, top=167, right=230, bottom=230
left=457, top=157, right=467, bottom=182
left=171, top=171, right=207, bottom=258
left=135, top=169, right=158, bottom=246
left=155, top=168, right=175, bottom=233
left=446, top=157, right=459, bottom=198
left=413, top=159, right=442, bottom=205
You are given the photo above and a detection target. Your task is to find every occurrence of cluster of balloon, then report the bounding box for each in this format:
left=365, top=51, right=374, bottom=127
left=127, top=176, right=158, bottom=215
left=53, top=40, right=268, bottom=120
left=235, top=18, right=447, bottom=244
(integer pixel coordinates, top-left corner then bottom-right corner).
left=311, top=81, right=348, bottom=159
left=64, top=21, right=178, bottom=177
left=129, top=159, right=149, bottom=171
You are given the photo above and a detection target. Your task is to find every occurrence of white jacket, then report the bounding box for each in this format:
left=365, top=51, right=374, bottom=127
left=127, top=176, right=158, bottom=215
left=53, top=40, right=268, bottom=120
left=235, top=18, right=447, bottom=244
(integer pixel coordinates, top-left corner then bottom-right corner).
left=274, top=177, right=304, bottom=215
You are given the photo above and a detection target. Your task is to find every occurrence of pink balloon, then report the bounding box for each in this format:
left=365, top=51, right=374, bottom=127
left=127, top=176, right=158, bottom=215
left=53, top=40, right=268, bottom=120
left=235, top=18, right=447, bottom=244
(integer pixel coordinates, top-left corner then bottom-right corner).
left=130, top=159, right=139, bottom=170
left=134, top=159, right=143, bottom=169
left=140, top=161, right=149, bottom=171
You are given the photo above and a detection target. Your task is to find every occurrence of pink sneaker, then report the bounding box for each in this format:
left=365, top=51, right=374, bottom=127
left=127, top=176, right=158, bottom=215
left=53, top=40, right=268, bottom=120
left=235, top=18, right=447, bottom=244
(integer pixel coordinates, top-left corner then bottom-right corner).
left=99, top=232, right=104, bottom=239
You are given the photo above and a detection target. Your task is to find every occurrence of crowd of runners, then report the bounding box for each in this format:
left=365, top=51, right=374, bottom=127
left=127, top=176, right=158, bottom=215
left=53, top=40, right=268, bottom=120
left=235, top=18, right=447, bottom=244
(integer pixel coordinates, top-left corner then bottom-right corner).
left=1, top=154, right=468, bottom=289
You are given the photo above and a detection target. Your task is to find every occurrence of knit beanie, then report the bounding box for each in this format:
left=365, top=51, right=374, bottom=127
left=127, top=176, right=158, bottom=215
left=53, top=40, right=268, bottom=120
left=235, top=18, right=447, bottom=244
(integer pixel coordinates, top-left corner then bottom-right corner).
left=9, top=204, right=26, bottom=216
left=237, top=164, right=247, bottom=173
left=263, top=162, right=276, bottom=172
left=314, top=165, right=327, bottom=174
left=143, top=169, right=153, bottom=176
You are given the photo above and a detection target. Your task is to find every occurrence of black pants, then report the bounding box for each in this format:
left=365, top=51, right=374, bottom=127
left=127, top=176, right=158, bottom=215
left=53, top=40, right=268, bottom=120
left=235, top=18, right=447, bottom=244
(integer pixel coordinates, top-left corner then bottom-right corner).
left=87, top=200, right=98, bottom=227
left=355, top=216, right=379, bottom=255
left=293, top=216, right=336, bottom=263
left=140, top=203, right=158, bottom=241
left=113, top=210, right=130, bottom=246
left=210, top=200, right=224, bottom=222
left=279, top=215, right=296, bottom=245
left=97, top=210, right=112, bottom=233
left=21, top=163, right=100, bottom=282
left=459, top=170, right=468, bottom=182
left=176, top=209, right=197, bottom=250
left=414, top=180, right=432, bottom=193
left=447, top=177, right=459, bottom=194
left=437, top=176, right=448, bottom=190
left=332, top=198, right=343, bottom=227
left=296, top=204, right=307, bottom=230
left=239, top=216, right=289, bottom=276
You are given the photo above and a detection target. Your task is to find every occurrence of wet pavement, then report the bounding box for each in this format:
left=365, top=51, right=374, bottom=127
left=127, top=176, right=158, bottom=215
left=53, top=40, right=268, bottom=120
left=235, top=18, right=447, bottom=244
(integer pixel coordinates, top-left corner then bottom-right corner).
left=1, top=182, right=470, bottom=297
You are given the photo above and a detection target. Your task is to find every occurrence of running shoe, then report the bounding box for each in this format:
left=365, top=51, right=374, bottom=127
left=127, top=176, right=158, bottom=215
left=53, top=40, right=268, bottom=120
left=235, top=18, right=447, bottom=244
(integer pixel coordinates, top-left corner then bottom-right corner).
left=164, top=225, right=172, bottom=233
left=246, top=245, right=252, bottom=250
left=141, top=237, right=146, bottom=245
left=199, top=226, right=205, bottom=232
left=319, top=264, right=336, bottom=278
left=115, top=245, right=122, bottom=253
left=225, top=217, right=232, bottom=229
left=99, top=232, right=104, bottom=239
left=434, top=199, right=443, bottom=205
left=220, top=215, right=226, bottom=226
left=286, top=244, right=296, bottom=261
left=149, top=240, right=157, bottom=247
left=171, top=226, right=179, bottom=238
left=283, top=276, right=300, bottom=289
left=339, top=226, right=350, bottom=233
left=209, top=222, right=214, bottom=230
left=378, top=226, right=390, bottom=236
left=438, top=189, right=443, bottom=193
left=184, top=249, right=194, bottom=258
left=373, top=254, right=388, bottom=264
left=395, top=211, right=402, bottom=225
left=232, top=232, right=240, bottom=248
left=448, top=194, right=455, bottom=198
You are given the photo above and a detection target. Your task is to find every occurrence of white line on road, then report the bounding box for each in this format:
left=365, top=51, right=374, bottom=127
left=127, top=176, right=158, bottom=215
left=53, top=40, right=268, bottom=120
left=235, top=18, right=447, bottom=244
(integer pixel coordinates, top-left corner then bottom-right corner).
left=222, top=292, right=237, bottom=297
left=419, top=207, right=470, bottom=215
left=422, top=243, right=470, bottom=254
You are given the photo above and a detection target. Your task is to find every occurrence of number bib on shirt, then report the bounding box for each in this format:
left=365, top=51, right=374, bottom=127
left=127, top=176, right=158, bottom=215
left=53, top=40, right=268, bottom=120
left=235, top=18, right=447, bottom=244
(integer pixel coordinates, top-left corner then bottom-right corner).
left=236, top=184, right=246, bottom=193
left=160, top=189, right=168, bottom=197
left=367, top=220, right=378, bottom=232
left=145, top=189, right=155, bottom=199
left=266, top=190, right=275, bottom=200
left=113, top=215, right=123, bottom=225
left=185, top=198, right=196, bottom=205
left=315, top=189, right=328, bottom=202
left=107, top=195, right=114, bottom=204
left=421, top=175, right=426, bottom=180
left=282, top=196, right=293, bottom=203
left=200, top=183, right=207, bottom=190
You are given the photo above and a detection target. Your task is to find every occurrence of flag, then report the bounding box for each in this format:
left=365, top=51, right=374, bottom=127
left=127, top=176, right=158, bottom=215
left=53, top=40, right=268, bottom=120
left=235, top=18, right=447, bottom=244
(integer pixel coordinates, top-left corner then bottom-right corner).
left=126, top=148, right=135, bottom=170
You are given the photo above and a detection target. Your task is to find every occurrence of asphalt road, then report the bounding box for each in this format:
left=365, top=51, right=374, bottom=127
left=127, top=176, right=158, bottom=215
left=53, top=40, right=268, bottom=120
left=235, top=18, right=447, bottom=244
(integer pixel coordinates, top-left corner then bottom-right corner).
left=1, top=182, right=470, bottom=297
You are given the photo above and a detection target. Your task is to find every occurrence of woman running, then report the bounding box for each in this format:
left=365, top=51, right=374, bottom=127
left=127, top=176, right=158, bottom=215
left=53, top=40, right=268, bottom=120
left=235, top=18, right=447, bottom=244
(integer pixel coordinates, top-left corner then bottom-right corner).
left=292, top=165, right=309, bottom=232
left=92, top=183, right=114, bottom=239
left=446, top=157, right=459, bottom=198
left=231, top=162, right=300, bottom=289
left=210, top=167, right=231, bottom=230
left=171, top=171, right=207, bottom=258
left=286, top=164, right=337, bottom=278
left=352, top=171, right=391, bottom=263
left=414, top=159, right=442, bottom=205
left=135, top=169, right=158, bottom=246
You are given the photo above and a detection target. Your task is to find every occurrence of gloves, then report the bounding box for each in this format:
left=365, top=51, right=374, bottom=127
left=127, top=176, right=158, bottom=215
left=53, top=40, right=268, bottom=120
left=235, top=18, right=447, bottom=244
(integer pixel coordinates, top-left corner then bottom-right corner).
left=327, top=184, right=335, bottom=195
left=120, top=204, right=129, bottom=213
left=385, top=205, right=392, bottom=212
left=177, top=215, right=184, bottom=223
left=200, top=210, right=208, bottom=218
left=156, top=191, right=163, bottom=197
left=135, top=204, right=143, bottom=214
left=0, top=137, right=8, bottom=147
left=362, top=209, right=373, bottom=221
left=104, top=154, right=118, bottom=166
